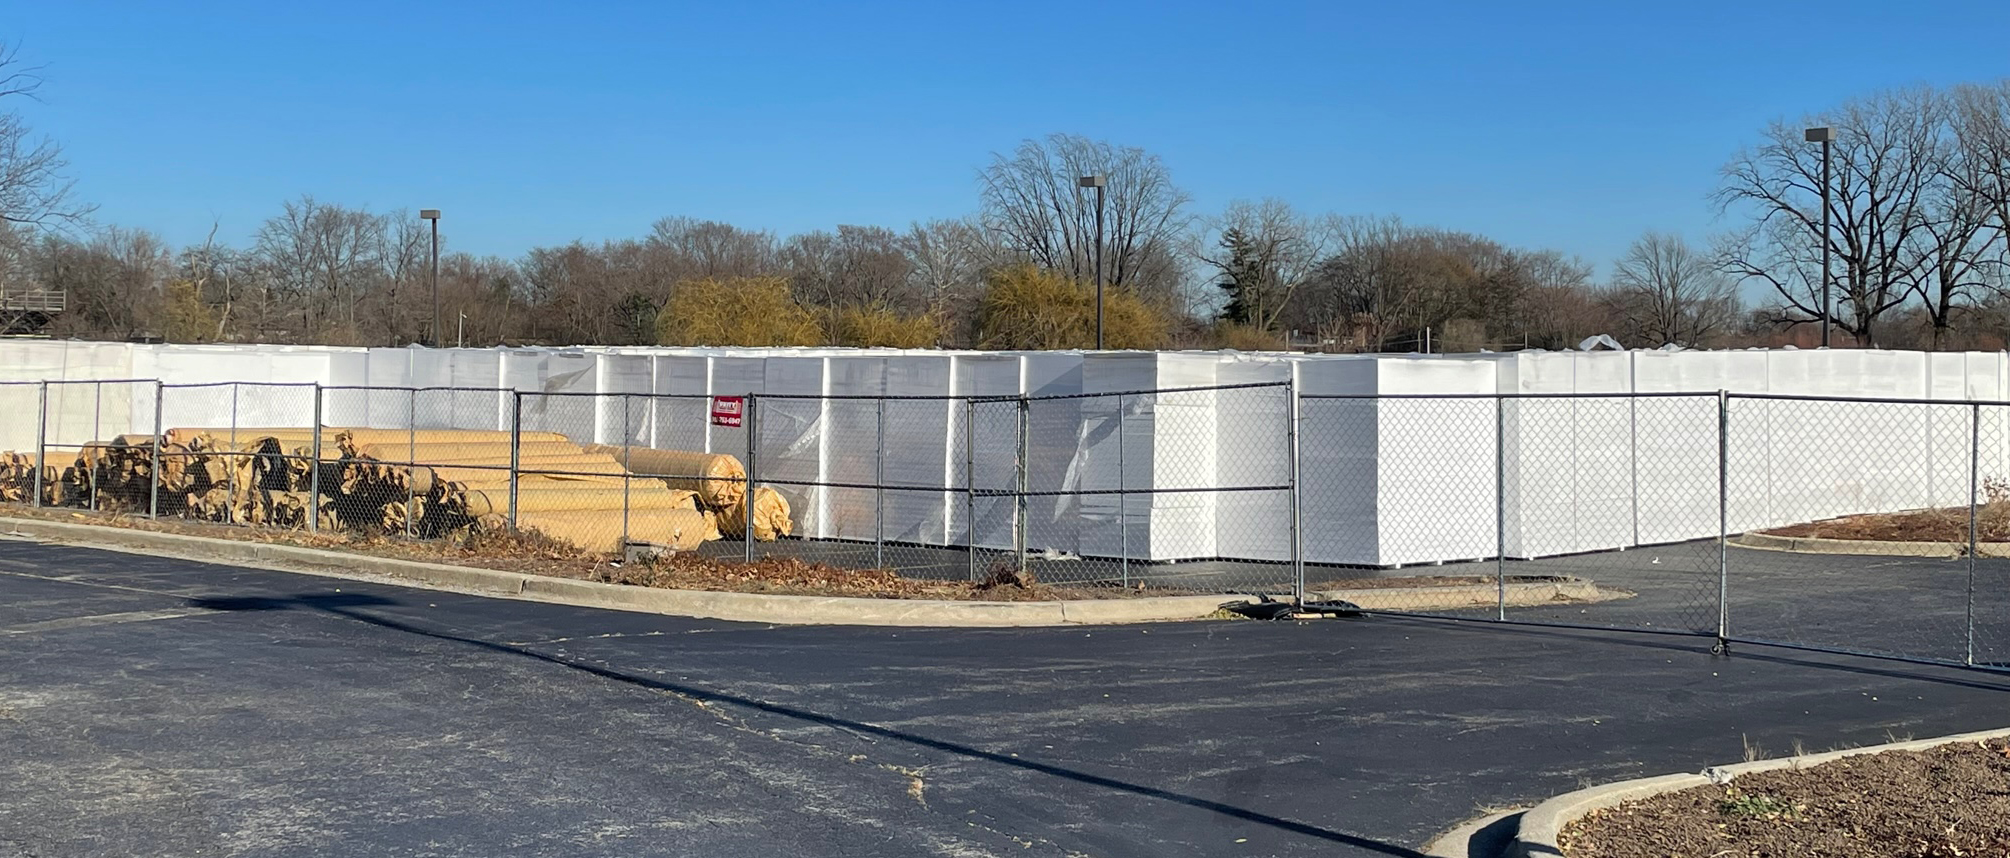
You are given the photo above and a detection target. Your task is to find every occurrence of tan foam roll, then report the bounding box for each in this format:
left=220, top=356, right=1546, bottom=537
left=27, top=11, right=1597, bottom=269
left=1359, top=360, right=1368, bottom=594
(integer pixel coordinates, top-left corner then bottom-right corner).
left=335, top=428, right=567, bottom=455
left=416, top=464, right=630, bottom=493
left=451, top=485, right=699, bottom=517
left=581, top=444, right=745, bottom=508
left=718, top=486, right=793, bottom=542
left=351, top=441, right=582, bottom=462
left=428, top=453, right=624, bottom=470
left=164, top=427, right=321, bottom=447
left=509, top=507, right=714, bottom=553
left=444, top=474, right=634, bottom=493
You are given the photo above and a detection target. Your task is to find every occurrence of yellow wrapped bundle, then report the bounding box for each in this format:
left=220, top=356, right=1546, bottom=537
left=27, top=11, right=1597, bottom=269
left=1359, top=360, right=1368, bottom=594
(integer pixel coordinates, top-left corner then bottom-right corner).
left=581, top=444, right=745, bottom=509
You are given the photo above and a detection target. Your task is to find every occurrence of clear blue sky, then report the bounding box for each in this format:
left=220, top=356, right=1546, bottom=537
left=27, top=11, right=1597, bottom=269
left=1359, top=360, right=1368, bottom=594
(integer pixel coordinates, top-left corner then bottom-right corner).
left=6, top=0, right=2009, bottom=279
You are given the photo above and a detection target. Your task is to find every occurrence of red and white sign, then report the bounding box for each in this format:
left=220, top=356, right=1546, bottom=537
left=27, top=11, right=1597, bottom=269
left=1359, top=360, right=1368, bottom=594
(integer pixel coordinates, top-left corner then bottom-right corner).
left=710, top=396, right=744, bottom=428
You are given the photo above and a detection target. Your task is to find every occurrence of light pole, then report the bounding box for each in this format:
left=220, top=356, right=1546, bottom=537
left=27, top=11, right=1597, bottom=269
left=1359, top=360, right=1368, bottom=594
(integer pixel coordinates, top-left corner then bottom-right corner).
left=420, top=209, right=441, bottom=347
left=1803, top=128, right=1833, bottom=348
left=1078, top=175, right=1106, bottom=350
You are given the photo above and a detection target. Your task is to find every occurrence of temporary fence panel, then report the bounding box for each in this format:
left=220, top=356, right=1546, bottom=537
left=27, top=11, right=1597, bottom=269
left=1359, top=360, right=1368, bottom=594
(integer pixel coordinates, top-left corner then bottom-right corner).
left=1725, top=394, right=1978, bottom=664
left=756, top=357, right=830, bottom=539
left=1375, top=358, right=1497, bottom=566
left=882, top=356, right=955, bottom=546
left=820, top=356, right=889, bottom=543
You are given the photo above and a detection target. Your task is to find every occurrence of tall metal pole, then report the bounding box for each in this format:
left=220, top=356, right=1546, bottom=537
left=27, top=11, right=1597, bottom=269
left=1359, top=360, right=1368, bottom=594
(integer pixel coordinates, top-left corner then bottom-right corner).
left=430, top=216, right=441, bottom=348
left=1094, top=183, right=1106, bottom=351
left=1820, top=137, right=1832, bottom=348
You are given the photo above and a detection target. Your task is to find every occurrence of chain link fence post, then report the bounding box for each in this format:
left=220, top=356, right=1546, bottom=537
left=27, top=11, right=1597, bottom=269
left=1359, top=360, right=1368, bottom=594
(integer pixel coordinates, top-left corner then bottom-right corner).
left=89, top=380, right=103, bottom=511
left=1287, top=378, right=1304, bottom=605
left=874, top=395, right=886, bottom=569
left=1015, top=394, right=1030, bottom=574
left=149, top=382, right=163, bottom=519
left=622, top=393, right=634, bottom=551
left=31, top=380, right=46, bottom=508
left=1969, top=401, right=1981, bottom=666
left=224, top=382, right=239, bottom=525
left=403, top=390, right=416, bottom=539
left=1716, top=389, right=1730, bottom=653
left=508, top=391, right=522, bottom=531
left=1118, top=392, right=1129, bottom=589
left=743, top=392, right=758, bottom=565
left=1496, top=394, right=1508, bottom=621
left=964, top=398, right=977, bottom=581
left=309, top=384, right=323, bottom=533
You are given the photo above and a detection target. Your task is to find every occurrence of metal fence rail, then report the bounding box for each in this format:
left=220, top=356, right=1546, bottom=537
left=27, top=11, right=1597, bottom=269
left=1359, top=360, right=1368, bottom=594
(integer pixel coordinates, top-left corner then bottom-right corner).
left=2, top=379, right=2007, bottom=672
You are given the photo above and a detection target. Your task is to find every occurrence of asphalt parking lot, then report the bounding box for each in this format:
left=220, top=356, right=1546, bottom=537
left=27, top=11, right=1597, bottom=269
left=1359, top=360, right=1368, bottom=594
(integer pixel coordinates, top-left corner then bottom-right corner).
left=4, top=538, right=2009, bottom=857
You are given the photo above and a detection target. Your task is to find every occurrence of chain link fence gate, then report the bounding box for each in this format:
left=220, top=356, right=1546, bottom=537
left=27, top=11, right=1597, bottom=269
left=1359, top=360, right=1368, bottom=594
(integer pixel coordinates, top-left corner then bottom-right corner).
left=1722, top=394, right=2001, bottom=667
left=965, top=382, right=1300, bottom=597
left=1293, top=392, right=1723, bottom=636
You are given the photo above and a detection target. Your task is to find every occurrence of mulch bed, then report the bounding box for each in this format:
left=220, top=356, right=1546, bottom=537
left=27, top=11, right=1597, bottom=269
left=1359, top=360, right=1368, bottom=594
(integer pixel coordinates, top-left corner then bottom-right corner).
left=1561, top=738, right=2010, bottom=858
left=1765, top=496, right=2010, bottom=543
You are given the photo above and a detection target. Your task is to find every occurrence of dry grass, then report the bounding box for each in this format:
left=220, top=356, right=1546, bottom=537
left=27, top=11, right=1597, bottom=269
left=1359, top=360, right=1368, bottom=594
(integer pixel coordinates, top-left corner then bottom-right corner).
left=1764, top=477, right=2010, bottom=543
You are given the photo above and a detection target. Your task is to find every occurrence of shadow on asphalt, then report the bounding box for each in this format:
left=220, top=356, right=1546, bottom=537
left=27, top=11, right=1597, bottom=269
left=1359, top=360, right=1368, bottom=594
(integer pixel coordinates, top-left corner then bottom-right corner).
left=1369, top=614, right=2010, bottom=696
left=189, top=590, right=1431, bottom=858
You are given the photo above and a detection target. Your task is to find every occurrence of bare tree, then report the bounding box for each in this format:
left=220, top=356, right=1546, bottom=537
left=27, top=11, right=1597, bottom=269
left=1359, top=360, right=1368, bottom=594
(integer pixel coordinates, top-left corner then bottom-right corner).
left=781, top=224, right=915, bottom=312
left=253, top=195, right=384, bottom=342
left=1196, top=199, right=1332, bottom=331
left=0, top=42, right=91, bottom=228
left=1607, top=232, right=1741, bottom=346
left=646, top=217, right=777, bottom=282
left=978, top=133, right=1194, bottom=307
left=37, top=227, right=169, bottom=339
left=1715, top=87, right=1945, bottom=346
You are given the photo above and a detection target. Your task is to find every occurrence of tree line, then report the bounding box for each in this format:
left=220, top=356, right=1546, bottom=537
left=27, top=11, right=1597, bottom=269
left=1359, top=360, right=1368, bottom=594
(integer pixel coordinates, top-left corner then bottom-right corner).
left=2, top=41, right=2008, bottom=352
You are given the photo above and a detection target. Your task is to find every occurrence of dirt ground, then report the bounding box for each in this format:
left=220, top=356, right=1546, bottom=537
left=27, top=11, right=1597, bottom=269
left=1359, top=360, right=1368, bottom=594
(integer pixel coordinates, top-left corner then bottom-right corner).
left=1561, top=738, right=2010, bottom=858
left=0, top=503, right=1518, bottom=602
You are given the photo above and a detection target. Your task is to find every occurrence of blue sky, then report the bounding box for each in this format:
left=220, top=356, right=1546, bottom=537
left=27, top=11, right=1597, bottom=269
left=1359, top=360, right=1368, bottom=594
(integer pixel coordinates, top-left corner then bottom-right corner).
left=5, top=0, right=2008, bottom=279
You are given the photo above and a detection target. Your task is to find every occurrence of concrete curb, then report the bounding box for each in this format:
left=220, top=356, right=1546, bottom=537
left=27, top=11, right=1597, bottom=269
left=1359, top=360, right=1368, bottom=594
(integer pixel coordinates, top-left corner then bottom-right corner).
left=1509, top=726, right=2010, bottom=857
left=0, top=516, right=1620, bottom=627
left=1732, top=530, right=2010, bottom=558
left=1310, top=577, right=1620, bottom=611
left=1421, top=807, right=1525, bottom=858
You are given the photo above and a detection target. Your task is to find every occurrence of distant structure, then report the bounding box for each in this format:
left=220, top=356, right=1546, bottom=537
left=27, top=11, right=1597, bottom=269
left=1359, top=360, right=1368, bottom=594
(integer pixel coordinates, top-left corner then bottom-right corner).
left=0, top=286, right=64, bottom=336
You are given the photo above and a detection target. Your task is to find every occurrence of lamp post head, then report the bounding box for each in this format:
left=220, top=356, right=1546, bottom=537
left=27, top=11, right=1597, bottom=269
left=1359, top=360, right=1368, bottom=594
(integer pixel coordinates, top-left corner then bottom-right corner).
left=1803, top=127, right=1834, bottom=143
left=1077, top=175, right=1105, bottom=188
left=419, top=209, right=441, bottom=220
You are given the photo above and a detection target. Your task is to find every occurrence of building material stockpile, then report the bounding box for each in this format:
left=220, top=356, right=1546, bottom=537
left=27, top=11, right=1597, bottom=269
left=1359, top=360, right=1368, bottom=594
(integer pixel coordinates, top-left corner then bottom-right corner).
left=0, top=428, right=791, bottom=554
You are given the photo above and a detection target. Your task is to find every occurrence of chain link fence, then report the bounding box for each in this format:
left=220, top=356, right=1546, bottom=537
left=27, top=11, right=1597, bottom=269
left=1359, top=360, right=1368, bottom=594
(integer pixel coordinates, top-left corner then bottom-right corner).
left=2, top=379, right=2009, bottom=671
